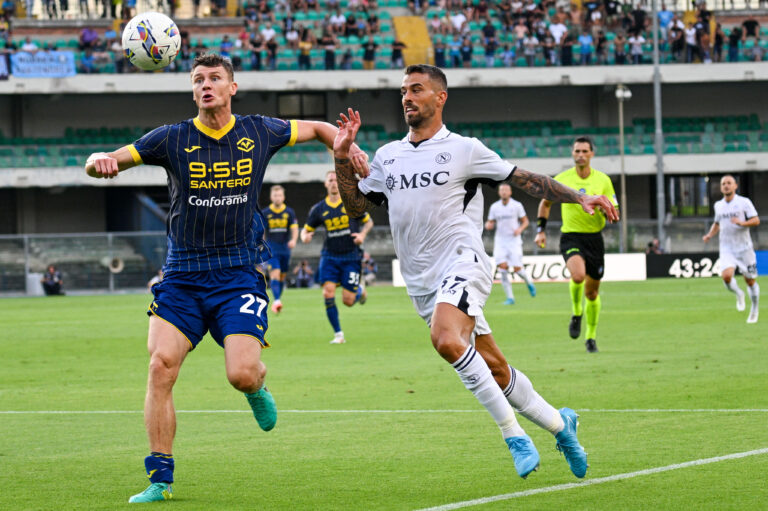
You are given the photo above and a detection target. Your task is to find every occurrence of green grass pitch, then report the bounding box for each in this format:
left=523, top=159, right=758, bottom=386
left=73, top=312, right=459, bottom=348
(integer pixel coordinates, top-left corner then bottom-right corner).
left=1, top=277, right=766, bottom=510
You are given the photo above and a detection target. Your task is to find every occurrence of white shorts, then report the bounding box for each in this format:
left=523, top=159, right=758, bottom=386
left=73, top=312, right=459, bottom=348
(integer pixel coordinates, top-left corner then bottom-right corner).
left=720, top=248, right=758, bottom=279
left=493, top=241, right=523, bottom=268
left=410, top=249, right=492, bottom=337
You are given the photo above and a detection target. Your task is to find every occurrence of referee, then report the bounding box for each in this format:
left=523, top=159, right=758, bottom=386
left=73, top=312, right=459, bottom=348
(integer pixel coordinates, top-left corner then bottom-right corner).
left=534, top=137, right=618, bottom=353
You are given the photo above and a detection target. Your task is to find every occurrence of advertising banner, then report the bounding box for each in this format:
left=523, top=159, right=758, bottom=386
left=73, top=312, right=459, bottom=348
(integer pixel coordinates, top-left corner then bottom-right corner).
left=10, top=51, right=77, bottom=78
left=392, top=253, right=647, bottom=287
left=0, top=54, right=8, bottom=80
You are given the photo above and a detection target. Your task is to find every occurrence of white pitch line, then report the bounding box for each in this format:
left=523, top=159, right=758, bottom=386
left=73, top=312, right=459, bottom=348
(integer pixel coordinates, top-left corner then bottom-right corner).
left=414, top=447, right=768, bottom=511
left=1, top=408, right=768, bottom=415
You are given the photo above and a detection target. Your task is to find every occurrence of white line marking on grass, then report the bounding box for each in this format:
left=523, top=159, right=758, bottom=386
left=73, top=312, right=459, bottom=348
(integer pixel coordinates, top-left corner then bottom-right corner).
left=414, top=447, right=768, bottom=511
left=1, top=408, right=768, bottom=415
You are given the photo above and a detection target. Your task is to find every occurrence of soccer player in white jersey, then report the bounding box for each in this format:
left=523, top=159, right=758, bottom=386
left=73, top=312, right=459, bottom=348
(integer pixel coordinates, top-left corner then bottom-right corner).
left=485, top=183, right=536, bottom=304
left=332, top=64, right=619, bottom=479
left=703, top=174, right=760, bottom=323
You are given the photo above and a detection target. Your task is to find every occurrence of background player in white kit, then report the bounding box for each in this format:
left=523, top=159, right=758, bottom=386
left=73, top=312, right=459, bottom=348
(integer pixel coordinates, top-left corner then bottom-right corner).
left=332, top=65, right=619, bottom=480
left=485, top=183, right=536, bottom=304
left=703, top=174, right=760, bottom=323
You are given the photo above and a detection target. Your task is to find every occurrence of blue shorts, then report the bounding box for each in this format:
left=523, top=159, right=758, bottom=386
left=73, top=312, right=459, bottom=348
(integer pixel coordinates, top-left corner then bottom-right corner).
left=147, top=266, right=270, bottom=349
left=265, top=247, right=291, bottom=274
left=318, top=255, right=361, bottom=292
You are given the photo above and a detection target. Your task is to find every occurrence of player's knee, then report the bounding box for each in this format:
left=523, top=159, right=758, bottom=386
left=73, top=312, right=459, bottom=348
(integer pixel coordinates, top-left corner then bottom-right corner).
left=148, top=353, right=180, bottom=388
left=430, top=330, right=467, bottom=362
left=498, top=262, right=509, bottom=270
left=571, top=273, right=586, bottom=284
left=227, top=365, right=265, bottom=393
left=342, top=294, right=356, bottom=307
left=722, top=275, right=732, bottom=284
left=585, top=289, right=599, bottom=301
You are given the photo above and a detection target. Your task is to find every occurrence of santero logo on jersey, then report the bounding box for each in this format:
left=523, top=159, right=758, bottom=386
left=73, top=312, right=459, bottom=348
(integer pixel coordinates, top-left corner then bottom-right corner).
left=188, top=193, right=248, bottom=207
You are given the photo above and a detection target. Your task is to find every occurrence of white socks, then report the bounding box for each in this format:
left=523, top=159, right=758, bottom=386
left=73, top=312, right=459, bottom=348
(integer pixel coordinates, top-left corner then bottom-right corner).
left=453, top=346, right=525, bottom=438
left=515, top=268, right=534, bottom=287
left=499, top=269, right=514, bottom=300
left=724, top=278, right=744, bottom=297
left=748, top=282, right=760, bottom=307
left=503, top=366, right=565, bottom=434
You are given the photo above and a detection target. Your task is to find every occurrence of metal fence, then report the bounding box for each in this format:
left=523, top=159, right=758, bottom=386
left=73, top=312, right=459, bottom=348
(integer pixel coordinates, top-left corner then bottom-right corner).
left=1, top=219, right=765, bottom=294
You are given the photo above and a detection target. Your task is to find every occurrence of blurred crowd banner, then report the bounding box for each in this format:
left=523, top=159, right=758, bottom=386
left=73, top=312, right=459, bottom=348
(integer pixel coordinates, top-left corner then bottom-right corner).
left=0, top=55, right=8, bottom=80
left=10, top=51, right=77, bottom=78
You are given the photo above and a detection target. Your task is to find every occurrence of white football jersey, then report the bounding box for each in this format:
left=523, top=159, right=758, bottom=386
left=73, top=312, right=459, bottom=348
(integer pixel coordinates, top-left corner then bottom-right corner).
left=358, top=126, right=516, bottom=296
left=714, top=194, right=758, bottom=253
left=488, top=198, right=527, bottom=246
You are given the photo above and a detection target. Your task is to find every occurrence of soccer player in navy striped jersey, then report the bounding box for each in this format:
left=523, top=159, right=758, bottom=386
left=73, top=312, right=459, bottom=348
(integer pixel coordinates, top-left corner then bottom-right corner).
left=301, top=170, right=373, bottom=344
left=261, top=185, right=299, bottom=314
left=85, top=53, right=367, bottom=504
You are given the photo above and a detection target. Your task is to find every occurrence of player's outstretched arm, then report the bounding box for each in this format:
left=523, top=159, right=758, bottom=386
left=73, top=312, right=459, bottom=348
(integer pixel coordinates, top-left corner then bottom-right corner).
left=509, top=168, right=620, bottom=222
left=84, top=146, right=138, bottom=179
left=702, top=222, right=719, bottom=243
left=295, top=118, right=369, bottom=176
left=334, top=109, right=377, bottom=218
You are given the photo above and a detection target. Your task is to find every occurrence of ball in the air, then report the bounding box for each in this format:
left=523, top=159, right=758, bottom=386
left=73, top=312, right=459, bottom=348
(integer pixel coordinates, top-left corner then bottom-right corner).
left=122, top=12, right=181, bottom=71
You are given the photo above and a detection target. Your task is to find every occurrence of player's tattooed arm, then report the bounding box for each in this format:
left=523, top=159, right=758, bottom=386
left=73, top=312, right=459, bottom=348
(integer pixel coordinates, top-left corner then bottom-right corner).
left=335, top=156, right=376, bottom=217
left=508, top=168, right=583, bottom=203
left=509, top=168, right=620, bottom=222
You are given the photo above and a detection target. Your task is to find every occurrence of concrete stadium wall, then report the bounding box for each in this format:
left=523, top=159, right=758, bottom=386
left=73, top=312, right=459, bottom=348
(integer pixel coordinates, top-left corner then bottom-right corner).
left=6, top=81, right=768, bottom=138
left=14, top=188, right=106, bottom=233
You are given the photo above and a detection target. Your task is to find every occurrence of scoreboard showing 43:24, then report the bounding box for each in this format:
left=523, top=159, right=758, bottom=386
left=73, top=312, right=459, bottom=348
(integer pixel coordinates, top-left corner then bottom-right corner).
left=646, top=253, right=721, bottom=279
left=667, top=256, right=720, bottom=278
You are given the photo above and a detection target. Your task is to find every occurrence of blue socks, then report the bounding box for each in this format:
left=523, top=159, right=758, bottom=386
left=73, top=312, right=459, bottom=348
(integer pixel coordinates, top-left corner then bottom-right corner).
left=325, top=297, right=341, bottom=333
left=145, top=452, right=174, bottom=483
left=270, top=279, right=282, bottom=300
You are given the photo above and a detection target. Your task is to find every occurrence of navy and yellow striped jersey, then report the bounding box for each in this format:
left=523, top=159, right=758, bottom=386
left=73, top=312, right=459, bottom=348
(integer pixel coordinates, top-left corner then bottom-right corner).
left=128, top=114, right=298, bottom=272
left=261, top=203, right=298, bottom=247
left=304, top=197, right=371, bottom=259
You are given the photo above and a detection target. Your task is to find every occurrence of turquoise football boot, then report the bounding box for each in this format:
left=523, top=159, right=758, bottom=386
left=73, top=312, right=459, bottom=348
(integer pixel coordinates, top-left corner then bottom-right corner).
left=555, top=407, right=588, bottom=478
left=128, top=482, right=172, bottom=503
left=246, top=386, right=277, bottom=431
left=505, top=435, right=540, bottom=478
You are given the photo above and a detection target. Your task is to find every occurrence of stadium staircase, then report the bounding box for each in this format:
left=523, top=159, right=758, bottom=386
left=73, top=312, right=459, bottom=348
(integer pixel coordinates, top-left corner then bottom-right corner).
left=392, top=15, right=432, bottom=65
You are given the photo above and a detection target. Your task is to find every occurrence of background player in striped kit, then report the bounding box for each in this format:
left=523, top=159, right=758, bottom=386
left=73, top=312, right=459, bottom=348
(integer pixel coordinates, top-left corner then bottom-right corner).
left=301, top=170, right=373, bottom=344
left=703, top=174, right=761, bottom=323
left=485, top=183, right=536, bottom=304
left=85, top=53, right=367, bottom=504
left=261, top=185, right=299, bottom=314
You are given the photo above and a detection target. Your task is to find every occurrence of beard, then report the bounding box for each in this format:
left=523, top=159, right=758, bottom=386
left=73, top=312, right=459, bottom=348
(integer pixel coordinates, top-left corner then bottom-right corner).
left=404, top=104, right=434, bottom=128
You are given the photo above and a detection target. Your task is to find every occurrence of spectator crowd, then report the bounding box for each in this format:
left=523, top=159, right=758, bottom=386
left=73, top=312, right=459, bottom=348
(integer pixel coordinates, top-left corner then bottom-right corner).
left=0, top=0, right=764, bottom=76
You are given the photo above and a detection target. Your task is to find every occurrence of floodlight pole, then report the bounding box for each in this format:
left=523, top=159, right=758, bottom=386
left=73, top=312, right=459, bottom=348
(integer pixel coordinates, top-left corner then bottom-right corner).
left=652, top=0, right=666, bottom=245
left=616, top=85, right=631, bottom=253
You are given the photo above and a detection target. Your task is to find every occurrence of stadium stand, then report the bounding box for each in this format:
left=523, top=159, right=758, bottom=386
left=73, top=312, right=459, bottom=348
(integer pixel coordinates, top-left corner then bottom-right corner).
left=1, top=0, right=768, bottom=74
left=1, top=116, right=766, bottom=167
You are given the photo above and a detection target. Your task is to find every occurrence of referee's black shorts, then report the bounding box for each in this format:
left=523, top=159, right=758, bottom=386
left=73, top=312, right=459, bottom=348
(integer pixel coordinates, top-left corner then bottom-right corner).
left=559, top=232, right=605, bottom=280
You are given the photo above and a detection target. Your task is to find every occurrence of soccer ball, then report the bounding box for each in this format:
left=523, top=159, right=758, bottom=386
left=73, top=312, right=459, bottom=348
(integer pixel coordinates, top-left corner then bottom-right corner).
left=122, top=12, right=181, bottom=71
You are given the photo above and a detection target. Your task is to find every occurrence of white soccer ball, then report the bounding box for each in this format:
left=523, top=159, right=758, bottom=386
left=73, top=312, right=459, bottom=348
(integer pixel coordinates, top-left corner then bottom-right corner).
left=122, top=12, right=181, bottom=71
